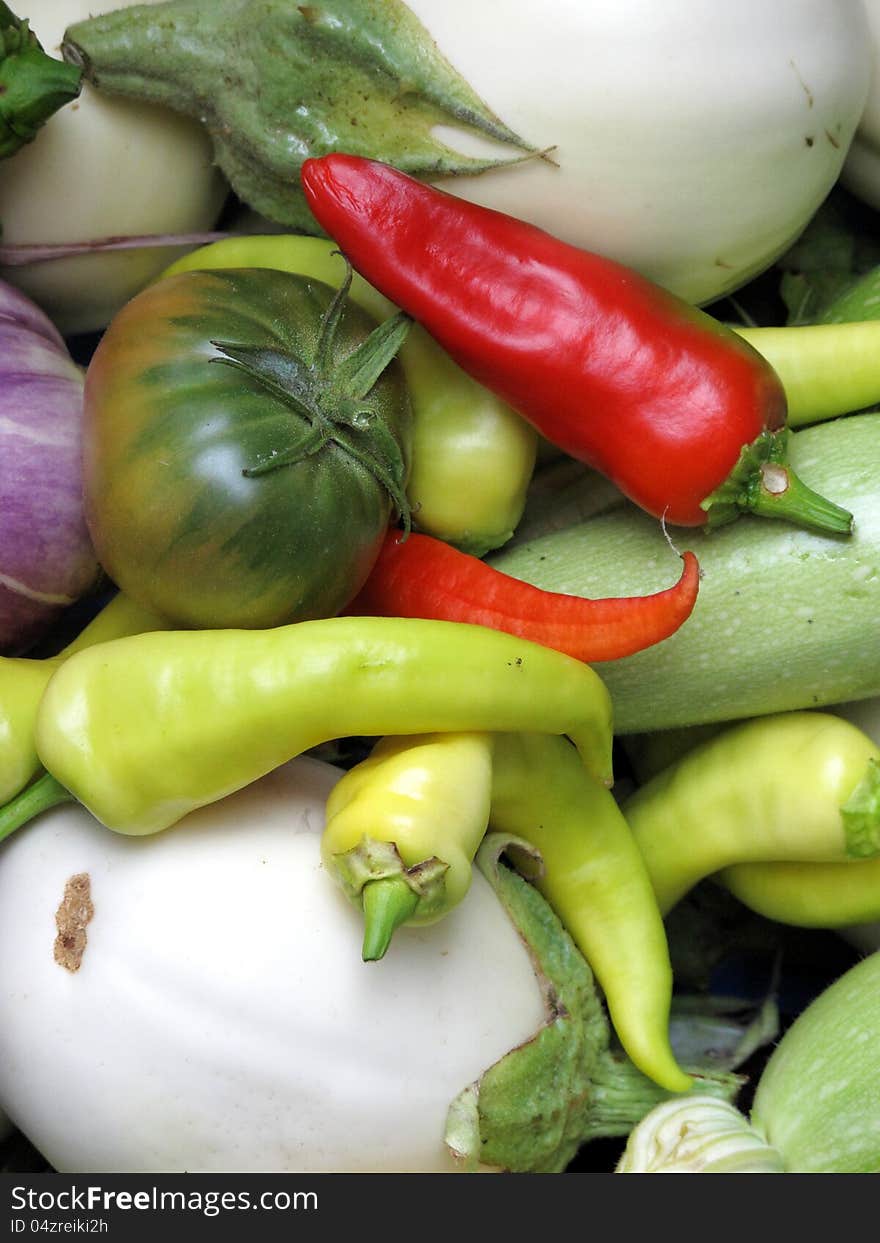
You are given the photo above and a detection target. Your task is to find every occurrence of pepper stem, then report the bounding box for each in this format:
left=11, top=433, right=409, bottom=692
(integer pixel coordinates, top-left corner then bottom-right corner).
left=748, top=462, right=854, bottom=535
left=841, top=757, right=880, bottom=859
left=361, top=875, right=420, bottom=962
left=701, top=428, right=853, bottom=536
left=0, top=770, right=74, bottom=844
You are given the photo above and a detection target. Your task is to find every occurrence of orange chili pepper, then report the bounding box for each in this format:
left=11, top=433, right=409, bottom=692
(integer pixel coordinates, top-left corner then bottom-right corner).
left=348, top=530, right=700, bottom=662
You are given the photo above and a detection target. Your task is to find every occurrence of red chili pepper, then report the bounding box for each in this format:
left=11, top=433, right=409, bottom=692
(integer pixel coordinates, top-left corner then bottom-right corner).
left=301, top=155, right=852, bottom=536
left=347, top=529, right=700, bottom=663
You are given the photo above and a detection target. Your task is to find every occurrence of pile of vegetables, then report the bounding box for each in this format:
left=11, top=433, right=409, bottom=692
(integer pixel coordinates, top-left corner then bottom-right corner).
left=1, top=0, right=880, bottom=1178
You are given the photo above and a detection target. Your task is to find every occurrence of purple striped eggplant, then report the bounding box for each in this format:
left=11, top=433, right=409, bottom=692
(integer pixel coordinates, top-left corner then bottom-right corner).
left=0, top=279, right=98, bottom=653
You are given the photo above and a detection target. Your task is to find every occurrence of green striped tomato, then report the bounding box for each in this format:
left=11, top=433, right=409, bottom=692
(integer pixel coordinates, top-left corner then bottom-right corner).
left=83, top=267, right=412, bottom=629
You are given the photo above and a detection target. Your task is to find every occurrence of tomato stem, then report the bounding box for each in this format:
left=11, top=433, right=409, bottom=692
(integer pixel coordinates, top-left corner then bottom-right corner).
left=209, top=264, right=412, bottom=526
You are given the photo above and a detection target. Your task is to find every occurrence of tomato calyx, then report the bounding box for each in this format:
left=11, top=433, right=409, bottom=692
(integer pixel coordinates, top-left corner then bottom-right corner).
left=211, top=263, right=413, bottom=531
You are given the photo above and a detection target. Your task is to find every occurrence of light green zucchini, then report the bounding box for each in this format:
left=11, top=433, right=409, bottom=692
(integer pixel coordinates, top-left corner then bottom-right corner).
left=490, top=414, right=880, bottom=735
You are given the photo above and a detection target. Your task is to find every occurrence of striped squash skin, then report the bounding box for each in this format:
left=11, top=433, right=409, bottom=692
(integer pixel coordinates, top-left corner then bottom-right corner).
left=491, top=414, right=880, bottom=734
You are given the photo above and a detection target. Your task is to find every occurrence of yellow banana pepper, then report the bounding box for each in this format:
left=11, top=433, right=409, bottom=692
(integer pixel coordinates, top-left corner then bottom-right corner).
left=0, top=617, right=613, bottom=841
left=322, top=731, right=494, bottom=960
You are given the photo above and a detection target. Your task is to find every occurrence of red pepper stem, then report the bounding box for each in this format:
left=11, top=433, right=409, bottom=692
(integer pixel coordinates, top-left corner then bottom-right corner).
left=0, top=770, right=73, bottom=843
left=701, top=428, right=853, bottom=535
left=361, top=875, right=420, bottom=962
left=748, top=463, right=854, bottom=535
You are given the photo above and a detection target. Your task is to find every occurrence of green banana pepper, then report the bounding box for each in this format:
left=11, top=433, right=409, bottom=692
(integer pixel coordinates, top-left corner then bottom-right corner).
left=718, top=855, right=880, bottom=929
left=623, top=711, right=880, bottom=917
left=489, top=732, right=690, bottom=1095
left=0, top=616, right=613, bottom=840
left=322, top=724, right=689, bottom=1093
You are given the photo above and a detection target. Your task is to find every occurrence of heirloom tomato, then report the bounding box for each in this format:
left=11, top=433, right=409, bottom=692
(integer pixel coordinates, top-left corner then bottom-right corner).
left=83, top=267, right=412, bottom=629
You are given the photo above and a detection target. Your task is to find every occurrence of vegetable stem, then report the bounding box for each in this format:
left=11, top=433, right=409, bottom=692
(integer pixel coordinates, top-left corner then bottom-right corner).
left=0, top=771, right=73, bottom=844
left=702, top=428, right=853, bottom=534
left=360, top=876, right=420, bottom=962
left=749, top=463, right=854, bottom=535
left=0, top=4, right=82, bottom=159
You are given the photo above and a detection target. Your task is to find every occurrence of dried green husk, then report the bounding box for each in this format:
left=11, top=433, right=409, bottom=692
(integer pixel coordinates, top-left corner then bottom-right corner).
left=445, top=834, right=743, bottom=1173
left=61, top=0, right=536, bottom=231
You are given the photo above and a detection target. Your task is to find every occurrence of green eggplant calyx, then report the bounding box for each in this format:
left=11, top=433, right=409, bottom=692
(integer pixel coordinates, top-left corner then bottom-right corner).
left=360, top=875, right=421, bottom=962
left=330, top=834, right=450, bottom=927
left=841, top=757, right=880, bottom=859
left=61, top=0, right=537, bottom=231
left=701, top=429, right=853, bottom=536
left=444, top=833, right=743, bottom=1173
left=0, top=4, right=82, bottom=158
left=0, top=769, right=74, bottom=844
left=211, top=268, right=412, bottom=526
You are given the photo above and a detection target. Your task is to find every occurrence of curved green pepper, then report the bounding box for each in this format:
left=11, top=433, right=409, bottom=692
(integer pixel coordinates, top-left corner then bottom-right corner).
left=623, top=712, right=880, bottom=916
left=0, top=616, right=613, bottom=839
left=321, top=724, right=688, bottom=1092
left=488, top=731, right=690, bottom=1095
left=161, top=235, right=537, bottom=555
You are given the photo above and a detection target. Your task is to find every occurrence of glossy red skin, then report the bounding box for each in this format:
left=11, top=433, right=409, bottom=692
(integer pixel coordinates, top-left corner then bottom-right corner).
left=301, top=155, right=787, bottom=526
left=348, top=530, right=700, bottom=663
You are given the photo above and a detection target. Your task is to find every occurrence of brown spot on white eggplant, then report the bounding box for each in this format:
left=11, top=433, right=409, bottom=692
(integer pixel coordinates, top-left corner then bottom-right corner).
left=54, top=873, right=93, bottom=973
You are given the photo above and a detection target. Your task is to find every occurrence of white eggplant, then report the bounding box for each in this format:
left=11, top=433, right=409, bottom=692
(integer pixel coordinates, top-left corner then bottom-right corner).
left=0, top=758, right=719, bottom=1173
left=0, top=0, right=227, bottom=336
left=841, top=0, right=880, bottom=209
left=407, top=0, right=871, bottom=305
left=0, top=758, right=539, bottom=1172
left=59, top=0, right=869, bottom=310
